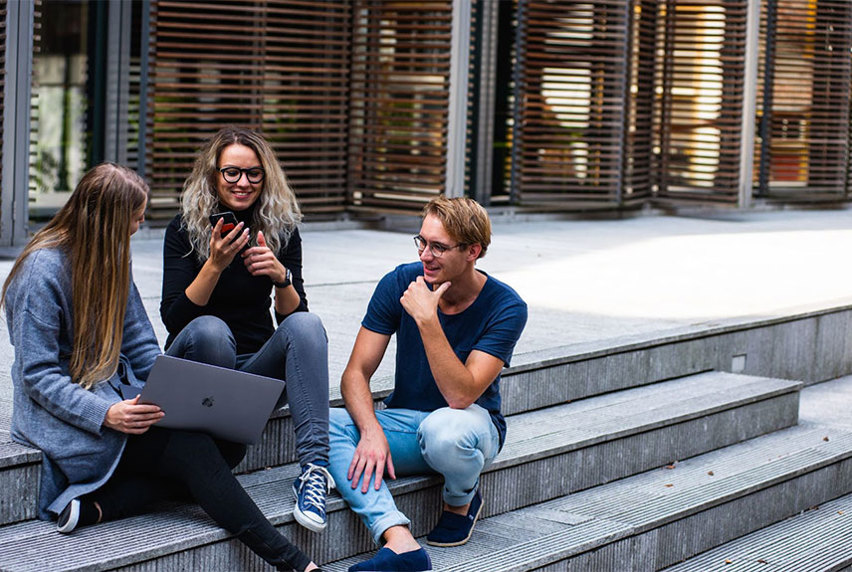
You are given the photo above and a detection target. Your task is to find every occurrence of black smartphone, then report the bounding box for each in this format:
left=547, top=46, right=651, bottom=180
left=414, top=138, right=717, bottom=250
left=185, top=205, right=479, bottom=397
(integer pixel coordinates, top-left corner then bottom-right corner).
left=209, top=211, right=239, bottom=238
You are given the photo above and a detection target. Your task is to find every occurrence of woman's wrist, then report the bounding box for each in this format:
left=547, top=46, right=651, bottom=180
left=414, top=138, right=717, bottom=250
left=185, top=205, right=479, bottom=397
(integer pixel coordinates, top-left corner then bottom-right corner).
left=273, top=267, right=292, bottom=289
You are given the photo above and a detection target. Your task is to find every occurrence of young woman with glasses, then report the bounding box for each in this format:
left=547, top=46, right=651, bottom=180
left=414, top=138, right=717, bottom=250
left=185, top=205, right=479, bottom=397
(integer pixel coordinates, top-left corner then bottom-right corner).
left=159, top=126, right=333, bottom=536
left=2, top=163, right=323, bottom=571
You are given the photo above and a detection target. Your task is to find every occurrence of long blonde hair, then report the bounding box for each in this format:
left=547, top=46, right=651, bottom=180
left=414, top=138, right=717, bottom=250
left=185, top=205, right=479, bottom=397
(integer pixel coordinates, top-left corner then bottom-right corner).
left=1, top=163, right=149, bottom=389
left=180, top=126, right=302, bottom=261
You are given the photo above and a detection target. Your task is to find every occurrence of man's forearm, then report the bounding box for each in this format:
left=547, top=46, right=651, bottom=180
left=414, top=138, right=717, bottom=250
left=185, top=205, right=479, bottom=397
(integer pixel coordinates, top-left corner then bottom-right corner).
left=417, top=317, right=479, bottom=408
left=341, top=370, right=384, bottom=435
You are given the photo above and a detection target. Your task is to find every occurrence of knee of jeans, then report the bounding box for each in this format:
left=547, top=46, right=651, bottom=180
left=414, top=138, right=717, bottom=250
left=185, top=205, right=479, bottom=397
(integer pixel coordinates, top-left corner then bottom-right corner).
left=183, top=316, right=236, bottom=363
left=417, top=409, right=475, bottom=463
left=277, top=312, right=327, bottom=346
left=188, top=315, right=230, bottom=336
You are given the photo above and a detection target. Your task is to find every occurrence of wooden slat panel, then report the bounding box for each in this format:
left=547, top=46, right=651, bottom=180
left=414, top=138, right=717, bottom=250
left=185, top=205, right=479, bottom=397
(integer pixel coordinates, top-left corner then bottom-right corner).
left=147, top=0, right=351, bottom=220
left=755, top=0, right=852, bottom=201
left=512, top=0, right=631, bottom=208
left=654, top=0, right=748, bottom=204
left=346, top=1, right=452, bottom=214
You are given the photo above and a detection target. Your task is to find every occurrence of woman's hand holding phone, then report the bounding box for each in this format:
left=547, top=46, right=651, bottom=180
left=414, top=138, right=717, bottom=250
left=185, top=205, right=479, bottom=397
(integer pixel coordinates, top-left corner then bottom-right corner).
left=208, top=217, right=250, bottom=272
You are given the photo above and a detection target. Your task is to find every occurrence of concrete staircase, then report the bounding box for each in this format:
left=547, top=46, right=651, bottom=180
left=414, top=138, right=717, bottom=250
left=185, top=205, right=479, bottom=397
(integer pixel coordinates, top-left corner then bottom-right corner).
left=662, top=491, right=852, bottom=571
left=0, top=338, right=851, bottom=570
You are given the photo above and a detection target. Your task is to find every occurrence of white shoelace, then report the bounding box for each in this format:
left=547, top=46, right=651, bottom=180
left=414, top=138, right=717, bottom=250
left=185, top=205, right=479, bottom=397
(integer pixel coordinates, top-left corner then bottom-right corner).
left=297, top=464, right=334, bottom=512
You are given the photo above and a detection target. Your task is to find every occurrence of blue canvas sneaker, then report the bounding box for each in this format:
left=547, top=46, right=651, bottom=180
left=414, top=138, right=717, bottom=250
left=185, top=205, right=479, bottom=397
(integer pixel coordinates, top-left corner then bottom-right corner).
left=292, top=463, right=334, bottom=532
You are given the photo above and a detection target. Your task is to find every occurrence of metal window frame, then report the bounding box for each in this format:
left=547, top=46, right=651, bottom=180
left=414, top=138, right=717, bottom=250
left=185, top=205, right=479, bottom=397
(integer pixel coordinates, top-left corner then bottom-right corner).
left=104, top=0, right=133, bottom=165
left=446, top=0, right=472, bottom=199
left=739, top=0, right=761, bottom=208
left=1, top=1, right=34, bottom=249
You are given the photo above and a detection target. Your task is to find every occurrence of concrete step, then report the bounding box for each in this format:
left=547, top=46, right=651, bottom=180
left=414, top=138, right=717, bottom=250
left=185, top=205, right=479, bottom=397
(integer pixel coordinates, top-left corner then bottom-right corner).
left=0, top=369, right=799, bottom=527
left=662, top=490, right=852, bottom=572
left=0, top=371, right=800, bottom=570
left=0, top=438, right=41, bottom=526
left=324, top=424, right=852, bottom=571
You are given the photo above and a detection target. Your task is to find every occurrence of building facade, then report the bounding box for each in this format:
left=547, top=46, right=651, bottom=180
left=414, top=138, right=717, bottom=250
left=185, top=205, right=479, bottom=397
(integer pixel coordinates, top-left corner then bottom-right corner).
left=2, top=0, right=850, bottom=246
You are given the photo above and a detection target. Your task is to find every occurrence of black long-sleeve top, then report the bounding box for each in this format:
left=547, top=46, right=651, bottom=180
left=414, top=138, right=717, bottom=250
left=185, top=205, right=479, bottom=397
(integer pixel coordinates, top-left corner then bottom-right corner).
left=160, top=209, right=308, bottom=355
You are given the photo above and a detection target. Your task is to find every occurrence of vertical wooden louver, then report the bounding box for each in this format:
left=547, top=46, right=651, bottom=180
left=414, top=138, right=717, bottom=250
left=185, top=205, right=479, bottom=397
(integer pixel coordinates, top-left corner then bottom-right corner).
left=626, top=0, right=659, bottom=201
left=654, top=0, right=748, bottom=204
left=147, top=0, right=351, bottom=220
left=27, top=1, right=41, bottom=197
left=347, top=0, right=452, bottom=213
left=755, top=0, right=852, bottom=201
left=512, top=0, right=632, bottom=208
left=126, top=2, right=144, bottom=173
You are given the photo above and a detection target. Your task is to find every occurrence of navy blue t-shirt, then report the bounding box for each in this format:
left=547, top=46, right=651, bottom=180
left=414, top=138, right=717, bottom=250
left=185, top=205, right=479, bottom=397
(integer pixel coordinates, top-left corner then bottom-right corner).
left=362, top=262, right=528, bottom=448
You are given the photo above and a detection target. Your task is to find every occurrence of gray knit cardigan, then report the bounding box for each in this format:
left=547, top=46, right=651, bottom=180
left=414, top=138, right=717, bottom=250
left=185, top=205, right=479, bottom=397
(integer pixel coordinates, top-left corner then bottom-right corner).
left=4, top=247, right=161, bottom=519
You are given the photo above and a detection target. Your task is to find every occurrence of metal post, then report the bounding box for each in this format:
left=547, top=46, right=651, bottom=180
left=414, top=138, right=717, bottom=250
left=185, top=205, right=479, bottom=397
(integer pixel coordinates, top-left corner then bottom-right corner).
left=1, top=0, right=35, bottom=249
left=738, top=0, right=762, bottom=208
left=445, top=0, right=471, bottom=198
left=105, top=0, right=132, bottom=164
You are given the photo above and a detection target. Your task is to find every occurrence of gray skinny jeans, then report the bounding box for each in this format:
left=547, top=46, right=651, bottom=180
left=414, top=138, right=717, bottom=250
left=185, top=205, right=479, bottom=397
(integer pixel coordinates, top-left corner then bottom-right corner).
left=166, top=312, right=329, bottom=466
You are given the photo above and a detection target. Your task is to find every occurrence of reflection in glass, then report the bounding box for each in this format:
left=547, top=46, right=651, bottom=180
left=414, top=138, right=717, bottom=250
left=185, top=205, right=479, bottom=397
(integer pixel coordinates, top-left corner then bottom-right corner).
left=30, top=0, right=89, bottom=219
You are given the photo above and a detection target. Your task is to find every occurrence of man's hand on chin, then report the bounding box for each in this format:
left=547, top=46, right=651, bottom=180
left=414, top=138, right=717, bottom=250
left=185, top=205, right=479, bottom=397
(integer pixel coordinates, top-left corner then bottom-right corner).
left=400, top=276, right=450, bottom=324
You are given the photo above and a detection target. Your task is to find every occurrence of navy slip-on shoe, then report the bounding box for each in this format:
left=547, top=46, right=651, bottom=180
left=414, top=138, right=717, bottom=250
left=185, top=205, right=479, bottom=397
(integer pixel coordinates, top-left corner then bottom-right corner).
left=348, top=547, right=432, bottom=571
left=426, top=489, right=483, bottom=547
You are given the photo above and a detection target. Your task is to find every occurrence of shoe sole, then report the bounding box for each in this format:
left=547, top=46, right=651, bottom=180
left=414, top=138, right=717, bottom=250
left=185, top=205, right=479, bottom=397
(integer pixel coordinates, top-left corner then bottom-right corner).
left=425, top=496, right=484, bottom=548
left=292, top=484, right=327, bottom=533
left=56, top=499, right=80, bottom=534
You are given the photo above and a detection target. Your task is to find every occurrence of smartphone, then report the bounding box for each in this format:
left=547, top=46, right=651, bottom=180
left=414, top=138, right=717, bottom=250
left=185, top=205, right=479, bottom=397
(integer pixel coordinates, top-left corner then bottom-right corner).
left=209, top=211, right=239, bottom=237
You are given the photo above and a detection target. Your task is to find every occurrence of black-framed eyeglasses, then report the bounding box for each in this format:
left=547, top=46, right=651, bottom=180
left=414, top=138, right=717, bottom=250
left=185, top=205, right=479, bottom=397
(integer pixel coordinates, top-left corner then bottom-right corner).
left=219, top=166, right=265, bottom=184
left=413, top=235, right=465, bottom=258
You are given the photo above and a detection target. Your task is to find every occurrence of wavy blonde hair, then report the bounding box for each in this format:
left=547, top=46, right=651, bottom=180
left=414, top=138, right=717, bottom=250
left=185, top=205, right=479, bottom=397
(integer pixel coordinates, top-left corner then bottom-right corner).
left=180, top=126, right=301, bottom=261
left=2, top=163, right=149, bottom=389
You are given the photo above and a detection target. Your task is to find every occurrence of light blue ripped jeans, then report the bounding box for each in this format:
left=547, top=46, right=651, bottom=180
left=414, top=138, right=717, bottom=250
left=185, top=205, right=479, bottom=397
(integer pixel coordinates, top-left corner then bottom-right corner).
left=328, top=404, right=500, bottom=544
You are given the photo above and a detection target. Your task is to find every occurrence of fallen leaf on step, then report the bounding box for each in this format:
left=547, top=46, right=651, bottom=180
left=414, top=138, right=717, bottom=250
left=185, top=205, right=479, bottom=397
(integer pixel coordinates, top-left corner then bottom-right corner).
left=838, top=511, right=844, bottom=515
left=707, top=471, right=715, bottom=476
left=757, top=559, right=767, bottom=564
left=725, top=559, right=733, bottom=564
left=664, top=483, right=674, bottom=488
left=665, top=461, right=677, bottom=469
left=824, top=436, right=830, bottom=441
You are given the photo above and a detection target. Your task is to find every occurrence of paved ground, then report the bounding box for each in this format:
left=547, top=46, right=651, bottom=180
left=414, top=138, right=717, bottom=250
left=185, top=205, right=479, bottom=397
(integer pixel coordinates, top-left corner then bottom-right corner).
left=2, top=207, right=852, bottom=419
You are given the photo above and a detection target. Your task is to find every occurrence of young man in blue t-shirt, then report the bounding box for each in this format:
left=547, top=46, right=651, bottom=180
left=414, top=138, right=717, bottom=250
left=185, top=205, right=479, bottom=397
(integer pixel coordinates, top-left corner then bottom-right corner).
left=328, top=197, right=528, bottom=572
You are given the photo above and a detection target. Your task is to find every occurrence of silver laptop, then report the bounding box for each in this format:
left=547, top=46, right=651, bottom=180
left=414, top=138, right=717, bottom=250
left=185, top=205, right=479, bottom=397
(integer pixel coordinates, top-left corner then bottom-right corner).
left=122, top=355, right=285, bottom=444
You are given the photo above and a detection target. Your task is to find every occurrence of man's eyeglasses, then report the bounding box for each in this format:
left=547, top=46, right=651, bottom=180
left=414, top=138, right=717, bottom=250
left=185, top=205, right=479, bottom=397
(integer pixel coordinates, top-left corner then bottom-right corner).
left=219, top=167, right=265, bottom=184
left=413, top=235, right=466, bottom=258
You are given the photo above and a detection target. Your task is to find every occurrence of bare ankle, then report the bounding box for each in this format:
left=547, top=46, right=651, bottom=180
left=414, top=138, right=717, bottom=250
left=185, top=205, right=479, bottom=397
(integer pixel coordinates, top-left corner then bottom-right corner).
left=443, top=501, right=470, bottom=516
left=382, top=525, right=421, bottom=553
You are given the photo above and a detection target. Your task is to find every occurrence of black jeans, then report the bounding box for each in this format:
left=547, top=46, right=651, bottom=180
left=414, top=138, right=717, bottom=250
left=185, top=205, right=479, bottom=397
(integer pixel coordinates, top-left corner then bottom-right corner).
left=87, top=427, right=311, bottom=572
